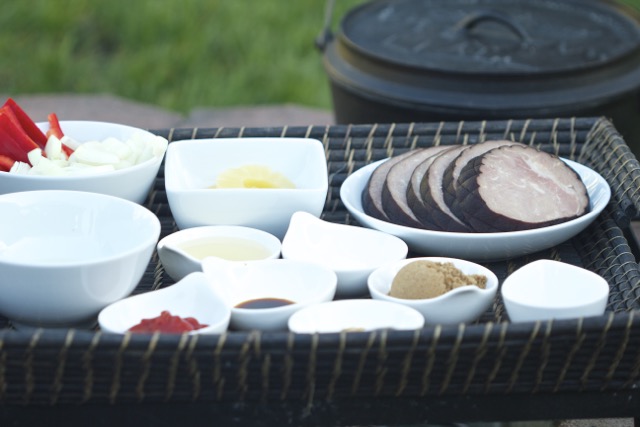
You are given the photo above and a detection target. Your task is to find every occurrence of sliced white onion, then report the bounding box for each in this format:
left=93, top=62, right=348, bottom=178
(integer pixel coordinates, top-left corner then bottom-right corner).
left=9, top=133, right=168, bottom=176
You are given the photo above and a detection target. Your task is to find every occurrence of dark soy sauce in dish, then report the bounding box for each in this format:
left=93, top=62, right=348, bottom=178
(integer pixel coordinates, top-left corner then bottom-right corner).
left=235, top=298, right=294, bottom=309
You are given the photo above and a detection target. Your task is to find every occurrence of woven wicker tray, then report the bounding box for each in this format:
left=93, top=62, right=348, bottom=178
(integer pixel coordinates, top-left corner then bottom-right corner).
left=1, top=117, right=639, bottom=426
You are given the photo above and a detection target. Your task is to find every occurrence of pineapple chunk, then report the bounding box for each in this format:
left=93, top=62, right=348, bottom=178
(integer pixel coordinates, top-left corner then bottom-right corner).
left=214, top=165, right=295, bottom=189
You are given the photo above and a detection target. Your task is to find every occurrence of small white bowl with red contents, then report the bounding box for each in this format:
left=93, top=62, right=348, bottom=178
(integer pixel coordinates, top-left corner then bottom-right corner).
left=98, top=272, right=231, bottom=335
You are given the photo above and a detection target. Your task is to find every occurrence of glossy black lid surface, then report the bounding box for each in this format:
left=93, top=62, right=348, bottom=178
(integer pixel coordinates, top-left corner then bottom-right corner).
left=339, top=0, right=640, bottom=75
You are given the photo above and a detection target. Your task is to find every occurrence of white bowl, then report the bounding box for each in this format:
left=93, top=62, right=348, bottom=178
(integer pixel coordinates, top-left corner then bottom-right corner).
left=281, top=211, right=408, bottom=296
left=367, top=257, right=499, bottom=325
left=340, top=158, right=610, bottom=260
left=0, top=121, right=167, bottom=204
left=501, top=259, right=609, bottom=323
left=0, top=190, right=161, bottom=328
left=164, top=138, right=328, bottom=239
left=288, top=299, right=425, bottom=334
left=157, top=225, right=282, bottom=282
left=202, top=258, right=337, bottom=331
left=98, top=272, right=231, bottom=334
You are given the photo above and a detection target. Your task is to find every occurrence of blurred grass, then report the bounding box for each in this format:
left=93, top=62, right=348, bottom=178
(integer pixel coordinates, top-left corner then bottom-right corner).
left=1, top=0, right=639, bottom=113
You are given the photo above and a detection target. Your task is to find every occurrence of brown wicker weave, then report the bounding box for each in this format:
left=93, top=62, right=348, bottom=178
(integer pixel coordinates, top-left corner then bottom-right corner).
left=0, top=117, right=638, bottom=426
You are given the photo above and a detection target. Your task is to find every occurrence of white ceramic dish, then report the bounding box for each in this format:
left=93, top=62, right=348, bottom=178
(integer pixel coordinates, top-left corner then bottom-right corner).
left=157, top=225, right=282, bottom=282
left=164, top=138, right=328, bottom=239
left=0, top=121, right=167, bottom=204
left=501, top=259, right=609, bottom=323
left=367, top=257, right=499, bottom=325
left=0, top=190, right=161, bottom=328
left=202, top=258, right=337, bottom=331
left=281, top=211, right=408, bottom=296
left=98, top=272, right=231, bottom=334
left=288, top=299, right=424, bottom=334
left=340, top=158, right=611, bottom=260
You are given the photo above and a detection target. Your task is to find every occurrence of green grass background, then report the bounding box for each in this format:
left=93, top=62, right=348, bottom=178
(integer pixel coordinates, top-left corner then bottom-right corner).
left=1, top=0, right=639, bottom=113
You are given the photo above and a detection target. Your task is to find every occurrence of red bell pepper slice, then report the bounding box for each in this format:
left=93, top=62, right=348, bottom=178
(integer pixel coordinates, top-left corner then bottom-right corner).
left=1, top=98, right=47, bottom=149
left=0, top=154, right=15, bottom=172
left=0, top=113, right=38, bottom=164
left=46, top=113, right=64, bottom=139
left=46, top=112, right=73, bottom=157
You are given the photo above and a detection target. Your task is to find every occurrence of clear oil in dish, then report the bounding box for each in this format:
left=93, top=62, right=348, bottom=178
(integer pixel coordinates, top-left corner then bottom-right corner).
left=177, top=236, right=272, bottom=261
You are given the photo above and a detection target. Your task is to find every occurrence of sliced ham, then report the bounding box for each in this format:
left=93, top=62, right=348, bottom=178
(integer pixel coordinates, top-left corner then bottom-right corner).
left=362, top=149, right=422, bottom=221
left=381, top=148, right=450, bottom=228
left=456, top=145, right=590, bottom=232
left=407, top=145, right=455, bottom=230
left=443, top=140, right=524, bottom=218
left=406, top=145, right=459, bottom=230
left=419, top=145, right=471, bottom=232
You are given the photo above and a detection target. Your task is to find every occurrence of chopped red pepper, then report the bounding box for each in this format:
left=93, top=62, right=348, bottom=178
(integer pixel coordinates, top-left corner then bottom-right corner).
left=46, top=113, right=64, bottom=139
left=46, top=112, right=73, bottom=156
left=2, top=98, right=47, bottom=149
left=0, top=154, right=15, bottom=172
left=128, top=310, right=208, bottom=333
left=0, top=113, right=39, bottom=164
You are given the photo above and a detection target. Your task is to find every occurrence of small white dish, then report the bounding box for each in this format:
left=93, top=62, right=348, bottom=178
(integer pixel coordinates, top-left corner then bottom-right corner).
left=0, top=190, right=160, bottom=328
left=367, top=257, right=498, bottom=325
left=501, top=259, right=609, bottom=323
left=281, top=211, right=408, bottom=296
left=288, top=299, right=424, bottom=334
left=164, top=138, right=328, bottom=239
left=98, top=272, right=230, bottom=334
left=202, top=258, right=337, bottom=331
left=157, top=225, right=282, bottom=282
left=340, top=158, right=610, bottom=260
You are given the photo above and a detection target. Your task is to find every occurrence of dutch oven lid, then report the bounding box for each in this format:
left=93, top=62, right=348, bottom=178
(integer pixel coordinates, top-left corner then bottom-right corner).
left=338, top=0, right=640, bottom=75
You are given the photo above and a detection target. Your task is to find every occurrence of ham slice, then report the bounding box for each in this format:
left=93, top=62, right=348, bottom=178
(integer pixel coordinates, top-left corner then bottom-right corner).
left=456, top=145, right=590, bottom=232
left=405, top=145, right=456, bottom=230
left=419, top=145, right=471, bottom=232
left=362, top=149, right=421, bottom=221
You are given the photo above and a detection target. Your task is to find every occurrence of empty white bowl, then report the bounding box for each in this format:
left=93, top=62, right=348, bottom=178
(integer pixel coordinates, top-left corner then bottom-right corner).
left=501, top=259, right=609, bottom=323
left=98, top=272, right=231, bottom=334
left=368, top=257, right=498, bottom=325
left=157, top=225, right=282, bottom=282
left=0, top=190, right=161, bottom=328
left=202, top=258, right=337, bottom=331
left=288, top=299, right=425, bottom=334
left=0, top=121, right=167, bottom=204
left=282, top=211, right=408, bottom=296
left=164, top=138, right=328, bottom=239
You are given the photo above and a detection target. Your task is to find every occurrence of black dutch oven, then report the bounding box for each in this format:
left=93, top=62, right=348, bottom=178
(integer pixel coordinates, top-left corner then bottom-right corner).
left=317, top=0, right=640, bottom=154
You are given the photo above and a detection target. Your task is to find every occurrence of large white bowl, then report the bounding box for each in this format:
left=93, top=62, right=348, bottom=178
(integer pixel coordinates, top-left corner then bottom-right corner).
left=281, top=211, right=408, bottom=297
left=340, top=158, right=610, bottom=260
left=157, top=225, right=282, bottom=282
left=0, top=190, right=161, bottom=328
left=501, top=259, right=609, bottom=323
left=164, top=138, right=328, bottom=239
left=0, top=121, right=167, bottom=204
left=98, top=272, right=231, bottom=335
left=202, top=258, right=337, bottom=331
left=368, top=257, right=499, bottom=325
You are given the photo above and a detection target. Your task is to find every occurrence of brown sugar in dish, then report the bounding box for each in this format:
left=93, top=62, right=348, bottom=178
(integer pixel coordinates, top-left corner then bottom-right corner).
left=389, top=260, right=487, bottom=300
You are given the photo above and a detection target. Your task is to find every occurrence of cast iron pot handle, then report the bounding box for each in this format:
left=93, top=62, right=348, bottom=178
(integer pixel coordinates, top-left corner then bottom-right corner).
left=454, top=10, right=531, bottom=42
left=316, top=0, right=337, bottom=51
